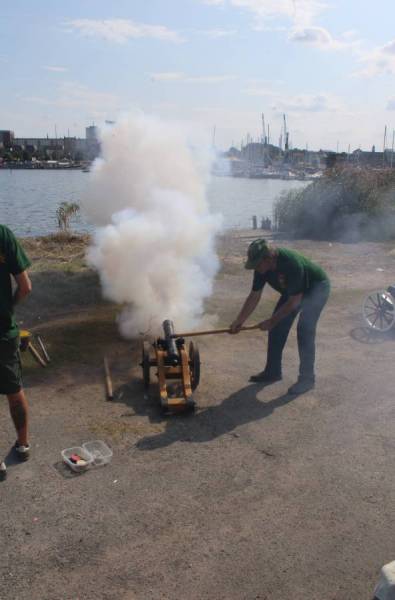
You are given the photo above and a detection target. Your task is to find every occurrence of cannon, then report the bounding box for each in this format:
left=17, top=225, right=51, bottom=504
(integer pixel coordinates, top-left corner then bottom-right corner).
left=141, top=320, right=263, bottom=413
left=362, top=285, right=395, bottom=332
left=141, top=320, right=200, bottom=413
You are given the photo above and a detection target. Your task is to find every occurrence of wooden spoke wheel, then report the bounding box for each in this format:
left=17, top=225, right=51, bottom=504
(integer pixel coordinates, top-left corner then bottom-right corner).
left=362, top=290, right=395, bottom=332
left=188, top=341, right=200, bottom=391
left=141, top=341, right=151, bottom=389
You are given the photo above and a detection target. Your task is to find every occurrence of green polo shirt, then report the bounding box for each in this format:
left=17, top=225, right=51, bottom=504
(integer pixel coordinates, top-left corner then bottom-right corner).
left=252, top=248, right=329, bottom=296
left=0, top=225, right=31, bottom=341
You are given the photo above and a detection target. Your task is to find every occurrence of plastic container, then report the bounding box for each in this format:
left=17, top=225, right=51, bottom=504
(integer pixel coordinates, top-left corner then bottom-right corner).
left=61, top=446, right=94, bottom=472
left=82, top=440, right=113, bottom=467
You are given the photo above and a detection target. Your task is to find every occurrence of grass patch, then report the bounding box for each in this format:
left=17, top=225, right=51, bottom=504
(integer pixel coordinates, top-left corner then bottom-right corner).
left=42, top=311, right=124, bottom=366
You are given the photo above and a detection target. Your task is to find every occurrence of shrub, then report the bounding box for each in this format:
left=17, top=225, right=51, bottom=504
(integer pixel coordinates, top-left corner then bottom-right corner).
left=274, top=167, right=395, bottom=241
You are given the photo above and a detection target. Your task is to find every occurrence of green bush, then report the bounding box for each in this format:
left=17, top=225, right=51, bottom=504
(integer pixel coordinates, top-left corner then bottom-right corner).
left=274, top=168, right=395, bottom=241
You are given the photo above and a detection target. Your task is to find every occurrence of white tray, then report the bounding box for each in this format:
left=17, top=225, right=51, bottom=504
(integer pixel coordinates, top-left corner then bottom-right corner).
left=83, top=440, right=113, bottom=466
left=61, top=446, right=94, bottom=472
left=61, top=440, right=112, bottom=472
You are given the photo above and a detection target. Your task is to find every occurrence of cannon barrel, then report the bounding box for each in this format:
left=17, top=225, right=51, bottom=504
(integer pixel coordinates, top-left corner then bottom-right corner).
left=162, top=320, right=179, bottom=365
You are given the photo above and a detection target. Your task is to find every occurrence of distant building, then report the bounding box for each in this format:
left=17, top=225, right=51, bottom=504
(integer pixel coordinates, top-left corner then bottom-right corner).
left=0, top=130, right=14, bottom=148
left=9, top=126, right=101, bottom=161
left=86, top=126, right=99, bottom=141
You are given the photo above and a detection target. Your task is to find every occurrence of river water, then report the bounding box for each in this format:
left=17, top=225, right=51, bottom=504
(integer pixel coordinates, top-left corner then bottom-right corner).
left=0, top=169, right=307, bottom=237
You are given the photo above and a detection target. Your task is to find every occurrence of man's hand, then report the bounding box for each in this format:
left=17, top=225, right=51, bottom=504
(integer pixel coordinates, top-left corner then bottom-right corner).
left=258, top=318, right=274, bottom=332
left=229, top=320, right=243, bottom=334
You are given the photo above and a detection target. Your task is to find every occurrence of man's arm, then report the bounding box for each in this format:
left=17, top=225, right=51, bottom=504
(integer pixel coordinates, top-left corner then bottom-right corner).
left=259, top=293, right=302, bottom=331
left=230, top=289, right=262, bottom=334
left=13, top=271, right=32, bottom=305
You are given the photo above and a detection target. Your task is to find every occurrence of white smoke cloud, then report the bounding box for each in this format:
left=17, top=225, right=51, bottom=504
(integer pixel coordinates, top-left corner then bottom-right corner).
left=82, top=113, right=221, bottom=338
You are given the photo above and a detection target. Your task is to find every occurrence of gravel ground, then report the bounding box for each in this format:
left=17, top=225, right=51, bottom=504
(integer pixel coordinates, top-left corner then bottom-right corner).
left=1, top=231, right=395, bottom=600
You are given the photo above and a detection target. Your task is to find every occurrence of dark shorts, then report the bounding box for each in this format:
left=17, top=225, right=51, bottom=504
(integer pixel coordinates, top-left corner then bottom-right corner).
left=0, top=336, right=22, bottom=395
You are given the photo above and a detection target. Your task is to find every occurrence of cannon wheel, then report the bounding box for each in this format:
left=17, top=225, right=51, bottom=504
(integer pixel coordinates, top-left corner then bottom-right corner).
left=362, top=290, right=395, bottom=332
left=189, top=341, right=200, bottom=391
left=141, top=342, right=151, bottom=389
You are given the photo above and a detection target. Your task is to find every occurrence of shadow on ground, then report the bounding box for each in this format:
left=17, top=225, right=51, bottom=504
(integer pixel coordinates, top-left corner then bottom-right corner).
left=350, top=326, right=395, bottom=344
left=114, top=382, right=300, bottom=450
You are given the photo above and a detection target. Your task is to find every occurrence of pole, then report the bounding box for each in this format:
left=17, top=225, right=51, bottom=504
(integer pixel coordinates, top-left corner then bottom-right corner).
left=171, top=324, right=263, bottom=338
left=103, top=356, right=114, bottom=400
left=391, top=130, right=395, bottom=169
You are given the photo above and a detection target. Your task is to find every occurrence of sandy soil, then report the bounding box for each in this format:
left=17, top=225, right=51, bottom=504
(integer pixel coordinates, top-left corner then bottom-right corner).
left=1, top=231, right=395, bottom=600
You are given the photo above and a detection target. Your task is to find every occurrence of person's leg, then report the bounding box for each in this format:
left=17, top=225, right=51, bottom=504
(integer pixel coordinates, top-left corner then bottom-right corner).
left=0, top=337, right=30, bottom=459
left=250, top=295, right=299, bottom=382
left=7, top=390, right=29, bottom=448
left=290, top=282, right=330, bottom=392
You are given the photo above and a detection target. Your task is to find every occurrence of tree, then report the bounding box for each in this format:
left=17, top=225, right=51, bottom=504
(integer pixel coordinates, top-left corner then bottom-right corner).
left=56, top=202, right=80, bottom=233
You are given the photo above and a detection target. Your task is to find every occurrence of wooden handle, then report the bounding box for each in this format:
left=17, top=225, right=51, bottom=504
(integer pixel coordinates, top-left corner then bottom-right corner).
left=171, top=324, right=261, bottom=338
left=28, top=342, right=47, bottom=367
left=103, top=356, right=114, bottom=400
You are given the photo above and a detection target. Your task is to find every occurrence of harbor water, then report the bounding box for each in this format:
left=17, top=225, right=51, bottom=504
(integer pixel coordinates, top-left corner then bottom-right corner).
left=0, top=169, right=308, bottom=237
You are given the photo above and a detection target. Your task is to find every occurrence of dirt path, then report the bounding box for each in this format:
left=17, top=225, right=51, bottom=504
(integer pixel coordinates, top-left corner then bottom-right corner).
left=1, top=232, right=395, bottom=600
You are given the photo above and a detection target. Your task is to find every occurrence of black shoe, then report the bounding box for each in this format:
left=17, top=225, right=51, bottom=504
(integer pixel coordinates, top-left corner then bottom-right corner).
left=249, top=371, right=282, bottom=384
left=14, top=441, right=30, bottom=462
left=288, top=378, right=315, bottom=395
left=0, top=462, right=6, bottom=481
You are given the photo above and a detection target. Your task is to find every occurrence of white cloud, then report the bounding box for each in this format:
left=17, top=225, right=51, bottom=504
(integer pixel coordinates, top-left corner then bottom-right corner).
left=202, top=0, right=326, bottom=26
left=357, top=39, right=395, bottom=77
left=272, top=93, right=343, bottom=113
left=42, top=66, right=68, bottom=73
left=289, top=26, right=351, bottom=50
left=150, top=72, right=236, bottom=83
left=202, top=0, right=363, bottom=57
left=199, top=28, right=237, bottom=38
left=243, top=79, right=284, bottom=96
left=23, top=82, right=120, bottom=114
left=388, top=98, right=395, bottom=111
left=66, top=19, right=184, bottom=44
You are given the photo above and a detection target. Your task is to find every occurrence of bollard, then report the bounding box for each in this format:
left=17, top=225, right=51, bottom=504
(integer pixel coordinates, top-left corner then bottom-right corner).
left=252, top=215, right=257, bottom=229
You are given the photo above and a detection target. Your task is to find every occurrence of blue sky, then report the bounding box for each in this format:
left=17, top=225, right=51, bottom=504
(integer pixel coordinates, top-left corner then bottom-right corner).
left=1, top=0, right=395, bottom=150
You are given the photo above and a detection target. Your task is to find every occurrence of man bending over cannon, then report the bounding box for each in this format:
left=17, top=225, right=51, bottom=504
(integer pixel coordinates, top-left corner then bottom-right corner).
left=230, top=238, right=330, bottom=394
left=0, top=225, right=32, bottom=472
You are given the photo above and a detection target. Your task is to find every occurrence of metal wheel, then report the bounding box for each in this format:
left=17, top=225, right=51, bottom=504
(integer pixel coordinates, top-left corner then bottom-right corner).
left=188, top=341, right=200, bottom=391
left=362, top=290, right=395, bottom=332
left=141, top=341, right=151, bottom=389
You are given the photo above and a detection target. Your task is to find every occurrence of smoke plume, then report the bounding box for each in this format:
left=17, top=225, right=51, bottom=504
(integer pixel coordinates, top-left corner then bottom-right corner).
left=82, top=113, right=220, bottom=338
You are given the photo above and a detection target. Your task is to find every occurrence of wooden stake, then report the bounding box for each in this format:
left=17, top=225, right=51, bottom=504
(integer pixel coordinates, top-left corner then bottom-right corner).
left=171, top=324, right=262, bottom=338
left=103, top=356, right=114, bottom=400
left=36, top=335, right=50, bottom=363
left=28, top=342, right=47, bottom=367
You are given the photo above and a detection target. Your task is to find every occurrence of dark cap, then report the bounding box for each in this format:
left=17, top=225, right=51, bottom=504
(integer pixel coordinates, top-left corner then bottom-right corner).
left=244, top=238, right=271, bottom=270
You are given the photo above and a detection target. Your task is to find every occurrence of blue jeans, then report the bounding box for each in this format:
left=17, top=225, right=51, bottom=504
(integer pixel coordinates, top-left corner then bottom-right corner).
left=264, top=281, right=330, bottom=381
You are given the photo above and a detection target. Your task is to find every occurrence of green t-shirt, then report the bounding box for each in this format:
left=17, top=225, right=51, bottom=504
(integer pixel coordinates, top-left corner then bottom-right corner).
left=0, top=225, right=31, bottom=340
left=252, top=248, right=329, bottom=296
